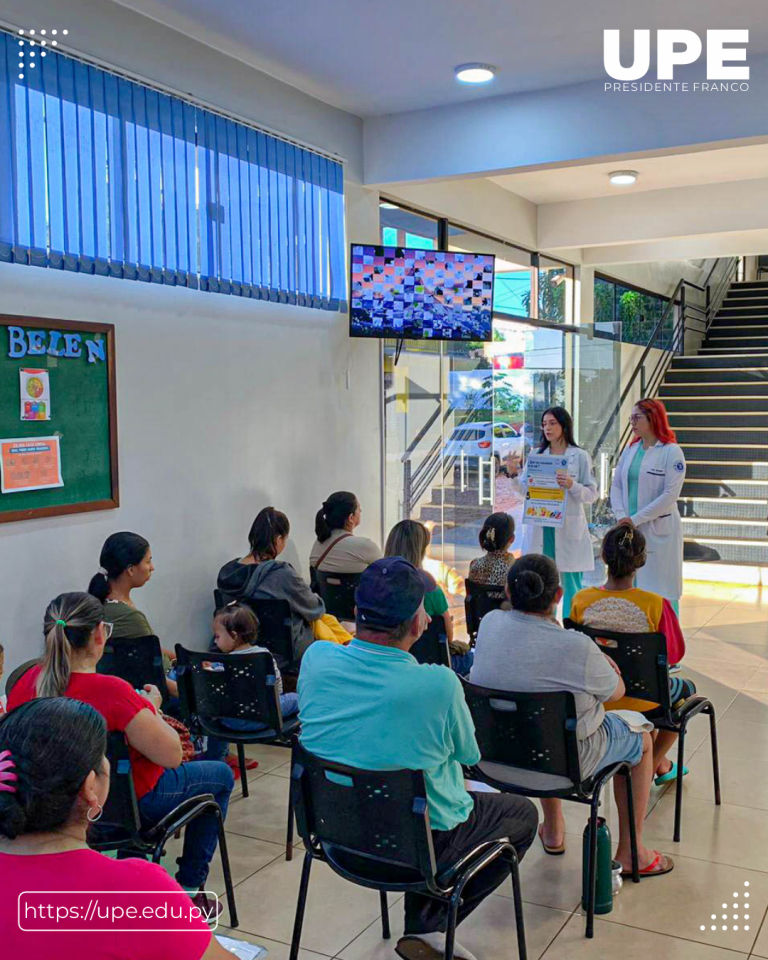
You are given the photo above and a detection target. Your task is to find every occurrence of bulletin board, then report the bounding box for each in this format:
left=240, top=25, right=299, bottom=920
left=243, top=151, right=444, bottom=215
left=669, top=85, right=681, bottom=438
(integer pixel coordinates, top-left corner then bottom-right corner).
left=0, top=315, right=119, bottom=523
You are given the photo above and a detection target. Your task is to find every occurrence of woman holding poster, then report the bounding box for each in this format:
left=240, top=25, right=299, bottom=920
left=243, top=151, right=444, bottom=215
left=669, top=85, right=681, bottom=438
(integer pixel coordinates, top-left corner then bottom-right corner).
left=506, top=407, right=597, bottom=617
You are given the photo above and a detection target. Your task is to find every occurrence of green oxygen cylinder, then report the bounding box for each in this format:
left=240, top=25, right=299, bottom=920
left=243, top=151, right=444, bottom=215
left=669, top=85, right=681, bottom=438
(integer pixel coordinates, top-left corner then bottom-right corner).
left=582, top=816, right=614, bottom=915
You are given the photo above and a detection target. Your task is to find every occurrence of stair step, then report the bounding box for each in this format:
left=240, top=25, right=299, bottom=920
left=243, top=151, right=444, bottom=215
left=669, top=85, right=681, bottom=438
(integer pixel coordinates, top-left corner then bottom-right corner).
left=730, top=280, right=768, bottom=290
left=676, top=428, right=768, bottom=444
left=672, top=354, right=768, bottom=369
left=681, top=444, right=768, bottom=463
left=717, top=308, right=768, bottom=319
left=660, top=382, right=768, bottom=398
left=682, top=478, right=768, bottom=497
left=681, top=517, right=768, bottom=540
left=685, top=460, right=768, bottom=479
left=666, top=400, right=768, bottom=415
left=684, top=537, right=768, bottom=565
left=704, top=337, right=768, bottom=350
left=700, top=346, right=768, bottom=355
left=679, top=497, right=768, bottom=520
left=724, top=291, right=768, bottom=303
left=666, top=368, right=768, bottom=384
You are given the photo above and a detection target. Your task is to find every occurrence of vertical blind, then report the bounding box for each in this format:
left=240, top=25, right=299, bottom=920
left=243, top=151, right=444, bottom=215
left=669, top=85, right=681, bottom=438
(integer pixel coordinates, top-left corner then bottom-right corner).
left=0, top=29, right=346, bottom=310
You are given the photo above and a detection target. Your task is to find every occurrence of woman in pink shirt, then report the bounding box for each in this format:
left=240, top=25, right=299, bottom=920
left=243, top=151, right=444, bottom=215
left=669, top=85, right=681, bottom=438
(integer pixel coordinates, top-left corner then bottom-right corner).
left=0, top=697, right=233, bottom=959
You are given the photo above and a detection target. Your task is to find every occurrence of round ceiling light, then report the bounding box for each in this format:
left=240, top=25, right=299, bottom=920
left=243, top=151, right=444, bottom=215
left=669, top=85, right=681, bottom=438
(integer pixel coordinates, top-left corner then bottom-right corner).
left=379, top=201, right=399, bottom=210
left=609, top=170, right=639, bottom=186
left=455, top=63, right=497, bottom=84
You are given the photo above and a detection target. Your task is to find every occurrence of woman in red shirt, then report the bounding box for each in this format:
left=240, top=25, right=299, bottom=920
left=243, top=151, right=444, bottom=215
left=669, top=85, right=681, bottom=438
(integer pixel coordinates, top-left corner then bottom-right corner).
left=0, top=696, right=233, bottom=959
left=8, top=592, right=234, bottom=912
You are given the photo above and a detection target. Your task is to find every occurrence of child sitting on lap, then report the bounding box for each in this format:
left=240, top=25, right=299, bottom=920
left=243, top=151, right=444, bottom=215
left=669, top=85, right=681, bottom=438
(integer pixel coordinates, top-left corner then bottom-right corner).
left=204, top=603, right=299, bottom=763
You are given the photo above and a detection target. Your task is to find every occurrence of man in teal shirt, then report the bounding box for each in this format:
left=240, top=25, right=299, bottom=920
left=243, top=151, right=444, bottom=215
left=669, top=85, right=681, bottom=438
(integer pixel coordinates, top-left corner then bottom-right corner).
left=299, top=558, right=537, bottom=960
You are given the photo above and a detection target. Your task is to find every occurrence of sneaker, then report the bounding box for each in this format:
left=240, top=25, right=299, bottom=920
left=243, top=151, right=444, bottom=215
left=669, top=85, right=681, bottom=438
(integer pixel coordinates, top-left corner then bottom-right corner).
left=395, top=932, right=478, bottom=960
left=188, top=890, right=223, bottom=922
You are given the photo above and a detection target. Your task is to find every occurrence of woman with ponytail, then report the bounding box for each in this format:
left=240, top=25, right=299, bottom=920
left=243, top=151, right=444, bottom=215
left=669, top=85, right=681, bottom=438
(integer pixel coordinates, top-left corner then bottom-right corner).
left=0, top=698, right=233, bottom=959
left=309, top=491, right=382, bottom=575
left=468, top=512, right=516, bottom=598
left=610, top=398, right=687, bottom=613
left=7, top=593, right=234, bottom=913
left=570, top=525, right=696, bottom=786
left=470, top=554, right=673, bottom=878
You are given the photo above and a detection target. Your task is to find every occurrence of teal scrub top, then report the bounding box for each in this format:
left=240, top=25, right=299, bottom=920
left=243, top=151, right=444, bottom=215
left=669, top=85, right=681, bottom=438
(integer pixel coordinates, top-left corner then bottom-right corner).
left=627, top=444, right=646, bottom=519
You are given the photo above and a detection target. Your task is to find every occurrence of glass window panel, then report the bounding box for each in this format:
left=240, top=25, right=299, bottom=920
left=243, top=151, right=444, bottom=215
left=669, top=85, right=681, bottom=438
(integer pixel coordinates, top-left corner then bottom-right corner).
left=538, top=256, right=574, bottom=324
left=448, top=227, right=534, bottom=319
left=379, top=202, right=439, bottom=247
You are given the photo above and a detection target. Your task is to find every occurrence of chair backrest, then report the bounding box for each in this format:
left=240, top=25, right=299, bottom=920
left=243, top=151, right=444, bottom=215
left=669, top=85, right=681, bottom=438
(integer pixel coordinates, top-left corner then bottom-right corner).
left=4, top=658, right=40, bottom=697
left=410, top=617, right=450, bottom=668
left=462, top=679, right=583, bottom=786
left=213, top=588, right=226, bottom=612
left=175, top=645, right=283, bottom=733
left=564, top=619, right=671, bottom=714
left=313, top=570, right=360, bottom=622
left=464, top=580, right=506, bottom=644
left=241, top=597, right=296, bottom=670
left=291, top=739, right=438, bottom=891
left=96, top=636, right=170, bottom=708
left=97, top=731, right=142, bottom=837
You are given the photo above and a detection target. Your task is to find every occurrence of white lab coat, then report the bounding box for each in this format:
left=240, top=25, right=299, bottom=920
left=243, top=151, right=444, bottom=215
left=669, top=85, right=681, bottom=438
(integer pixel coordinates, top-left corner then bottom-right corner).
left=517, top=445, right=598, bottom=573
left=610, top=440, right=686, bottom=602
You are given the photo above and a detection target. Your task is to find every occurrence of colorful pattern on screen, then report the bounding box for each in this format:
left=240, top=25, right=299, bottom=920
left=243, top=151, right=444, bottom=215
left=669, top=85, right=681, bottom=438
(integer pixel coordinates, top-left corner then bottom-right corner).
left=350, top=245, right=495, bottom=341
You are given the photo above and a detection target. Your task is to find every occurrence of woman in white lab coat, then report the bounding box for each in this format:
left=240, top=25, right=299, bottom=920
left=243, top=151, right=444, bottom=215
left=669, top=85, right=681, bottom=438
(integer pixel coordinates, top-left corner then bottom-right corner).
left=610, top=398, right=686, bottom=613
left=507, top=407, right=597, bottom=617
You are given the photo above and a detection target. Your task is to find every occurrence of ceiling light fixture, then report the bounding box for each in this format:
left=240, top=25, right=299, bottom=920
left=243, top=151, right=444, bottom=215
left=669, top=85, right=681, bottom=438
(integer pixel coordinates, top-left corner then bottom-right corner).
left=454, top=63, right=497, bottom=84
left=379, top=202, right=399, bottom=210
left=609, top=170, right=639, bottom=186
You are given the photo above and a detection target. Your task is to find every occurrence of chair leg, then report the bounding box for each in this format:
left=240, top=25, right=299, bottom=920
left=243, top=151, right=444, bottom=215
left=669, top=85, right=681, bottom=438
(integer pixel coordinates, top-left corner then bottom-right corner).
left=585, top=796, right=599, bottom=939
left=623, top=767, right=640, bottom=883
left=444, top=887, right=462, bottom=960
left=285, top=789, right=294, bottom=862
left=380, top=891, right=391, bottom=940
left=289, top=850, right=313, bottom=960
left=509, top=851, right=528, bottom=960
left=673, top=725, right=687, bottom=843
left=708, top=706, right=722, bottom=806
left=237, top=742, right=249, bottom=799
left=216, top=808, right=239, bottom=928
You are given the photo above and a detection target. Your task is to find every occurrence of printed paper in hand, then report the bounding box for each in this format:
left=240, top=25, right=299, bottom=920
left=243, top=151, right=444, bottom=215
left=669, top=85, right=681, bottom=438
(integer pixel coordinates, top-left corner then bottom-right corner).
left=522, top=453, right=568, bottom=528
left=20, top=369, right=51, bottom=421
left=215, top=935, right=268, bottom=959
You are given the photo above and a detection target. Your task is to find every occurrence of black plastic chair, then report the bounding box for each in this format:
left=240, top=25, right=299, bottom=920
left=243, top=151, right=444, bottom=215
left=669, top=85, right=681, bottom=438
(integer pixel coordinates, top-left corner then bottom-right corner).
left=289, top=740, right=527, bottom=960
left=88, top=731, right=238, bottom=927
left=97, top=635, right=171, bottom=709
left=464, top=580, right=506, bottom=645
left=4, top=658, right=40, bottom=697
left=175, top=645, right=299, bottom=858
left=564, top=619, right=721, bottom=843
left=312, top=570, right=360, bottom=622
left=462, top=681, right=640, bottom=939
left=410, top=617, right=451, bottom=668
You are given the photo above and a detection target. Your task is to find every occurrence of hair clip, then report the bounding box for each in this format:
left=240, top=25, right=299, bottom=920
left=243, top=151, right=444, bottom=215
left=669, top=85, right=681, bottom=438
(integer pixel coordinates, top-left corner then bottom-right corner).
left=0, top=750, right=18, bottom=794
left=55, top=619, right=67, bottom=627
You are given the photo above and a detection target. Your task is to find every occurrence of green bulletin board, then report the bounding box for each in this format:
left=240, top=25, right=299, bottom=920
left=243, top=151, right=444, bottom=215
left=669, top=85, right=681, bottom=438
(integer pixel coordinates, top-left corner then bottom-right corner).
left=0, top=315, right=119, bottom=523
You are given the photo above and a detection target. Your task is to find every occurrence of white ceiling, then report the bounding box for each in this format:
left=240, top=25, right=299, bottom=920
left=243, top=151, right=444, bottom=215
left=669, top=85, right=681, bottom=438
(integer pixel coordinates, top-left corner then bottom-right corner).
left=111, top=0, right=768, bottom=116
left=490, top=143, right=768, bottom=204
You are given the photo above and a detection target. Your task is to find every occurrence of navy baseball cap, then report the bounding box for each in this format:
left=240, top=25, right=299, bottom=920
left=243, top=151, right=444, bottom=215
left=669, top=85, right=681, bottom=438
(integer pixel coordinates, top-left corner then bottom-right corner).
left=355, top=557, right=435, bottom=628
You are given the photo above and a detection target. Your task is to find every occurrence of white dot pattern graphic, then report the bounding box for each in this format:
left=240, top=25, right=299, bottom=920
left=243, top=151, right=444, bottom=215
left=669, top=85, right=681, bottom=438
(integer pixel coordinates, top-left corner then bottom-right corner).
left=15, top=26, right=69, bottom=78
left=701, top=881, right=755, bottom=933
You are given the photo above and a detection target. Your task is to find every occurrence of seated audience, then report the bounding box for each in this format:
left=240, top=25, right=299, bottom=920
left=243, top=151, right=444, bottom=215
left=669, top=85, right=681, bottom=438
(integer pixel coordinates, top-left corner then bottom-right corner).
left=7, top=592, right=234, bottom=912
left=203, top=603, right=299, bottom=763
left=0, top=697, right=233, bottom=959
left=471, top=554, right=673, bottom=878
left=468, top=512, right=516, bottom=599
left=310, top=491, right=382, bottom=575
left=570, top=525, right=696, bottom=785
left=385, top=520, right=454, bottom=647
left=218, top=507, right=325, bottom=665
left=299, top=557, right=537, bottom=960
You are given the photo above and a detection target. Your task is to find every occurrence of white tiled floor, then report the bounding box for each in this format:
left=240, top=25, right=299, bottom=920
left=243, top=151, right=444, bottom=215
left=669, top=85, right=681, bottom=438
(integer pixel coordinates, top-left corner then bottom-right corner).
left=187, top=582, right=768, bottom=959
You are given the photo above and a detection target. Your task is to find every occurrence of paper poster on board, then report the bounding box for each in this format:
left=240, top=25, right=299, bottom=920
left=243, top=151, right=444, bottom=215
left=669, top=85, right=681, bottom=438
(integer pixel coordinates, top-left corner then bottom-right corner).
left=20, top=369, right=51, bottom=421
left=0, top=436, right=63, bottom=493
left=522, top=453, right=568, bottom=528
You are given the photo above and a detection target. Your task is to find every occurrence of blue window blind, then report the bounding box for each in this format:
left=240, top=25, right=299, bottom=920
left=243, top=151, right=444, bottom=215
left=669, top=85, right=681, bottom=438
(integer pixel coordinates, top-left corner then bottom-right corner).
left=0, top=30, right=346, bottom=310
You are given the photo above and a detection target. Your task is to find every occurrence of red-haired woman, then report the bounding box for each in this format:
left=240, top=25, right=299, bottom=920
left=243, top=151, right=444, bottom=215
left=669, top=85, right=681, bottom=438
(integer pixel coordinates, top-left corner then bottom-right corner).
left=610, top=398, right=686, bottom=614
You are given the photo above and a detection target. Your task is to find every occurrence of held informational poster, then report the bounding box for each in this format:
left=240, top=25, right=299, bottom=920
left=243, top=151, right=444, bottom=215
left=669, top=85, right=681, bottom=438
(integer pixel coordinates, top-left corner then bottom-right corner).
left=522, top=453, right=568, bottom=528
left=0, top=436, right=63, bottom=494
left=20, top=368, right=51, bottom=420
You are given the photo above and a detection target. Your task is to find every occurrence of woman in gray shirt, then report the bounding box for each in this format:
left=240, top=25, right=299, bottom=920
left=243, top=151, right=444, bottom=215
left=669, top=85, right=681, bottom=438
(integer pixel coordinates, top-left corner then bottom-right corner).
left=470, top=554, right=673, bottom=878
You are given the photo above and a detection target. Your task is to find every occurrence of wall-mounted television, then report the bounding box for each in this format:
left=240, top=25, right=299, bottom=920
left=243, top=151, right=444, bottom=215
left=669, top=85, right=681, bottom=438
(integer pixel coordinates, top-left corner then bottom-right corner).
left=349, top=244, right=495, bottom=342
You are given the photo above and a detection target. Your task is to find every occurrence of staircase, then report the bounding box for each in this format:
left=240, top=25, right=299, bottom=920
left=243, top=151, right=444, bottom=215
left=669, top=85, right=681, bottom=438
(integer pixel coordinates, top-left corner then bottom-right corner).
left=659, top=278, right=768, bottom=578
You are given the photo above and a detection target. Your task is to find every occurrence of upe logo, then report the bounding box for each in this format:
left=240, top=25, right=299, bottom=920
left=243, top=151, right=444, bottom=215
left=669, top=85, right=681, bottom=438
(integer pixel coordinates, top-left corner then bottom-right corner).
left=604, top=30, right=749, bottom=91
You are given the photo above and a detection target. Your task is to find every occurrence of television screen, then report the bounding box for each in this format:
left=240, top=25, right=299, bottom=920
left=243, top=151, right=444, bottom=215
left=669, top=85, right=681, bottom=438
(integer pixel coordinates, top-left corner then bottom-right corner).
left=349, top=244, right=495, bottom=342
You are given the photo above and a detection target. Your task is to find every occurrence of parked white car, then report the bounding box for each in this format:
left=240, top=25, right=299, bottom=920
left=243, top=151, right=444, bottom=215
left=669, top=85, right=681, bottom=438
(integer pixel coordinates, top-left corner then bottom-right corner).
left=443, top=420, right=524, bottom=468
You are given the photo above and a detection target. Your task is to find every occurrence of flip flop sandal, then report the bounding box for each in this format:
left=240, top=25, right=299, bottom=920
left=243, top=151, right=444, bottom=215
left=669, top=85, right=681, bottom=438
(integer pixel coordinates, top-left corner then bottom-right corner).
left=538, top=824, right=566, bottom=856
left=654, top=762, right=688, bottom=786
left=621, top=851, right=674, bottom=879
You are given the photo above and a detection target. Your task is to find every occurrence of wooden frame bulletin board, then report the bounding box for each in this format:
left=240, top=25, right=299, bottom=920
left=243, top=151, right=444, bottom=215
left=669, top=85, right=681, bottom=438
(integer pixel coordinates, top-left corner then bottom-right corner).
left=0, top=315, right=119, bottom=523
